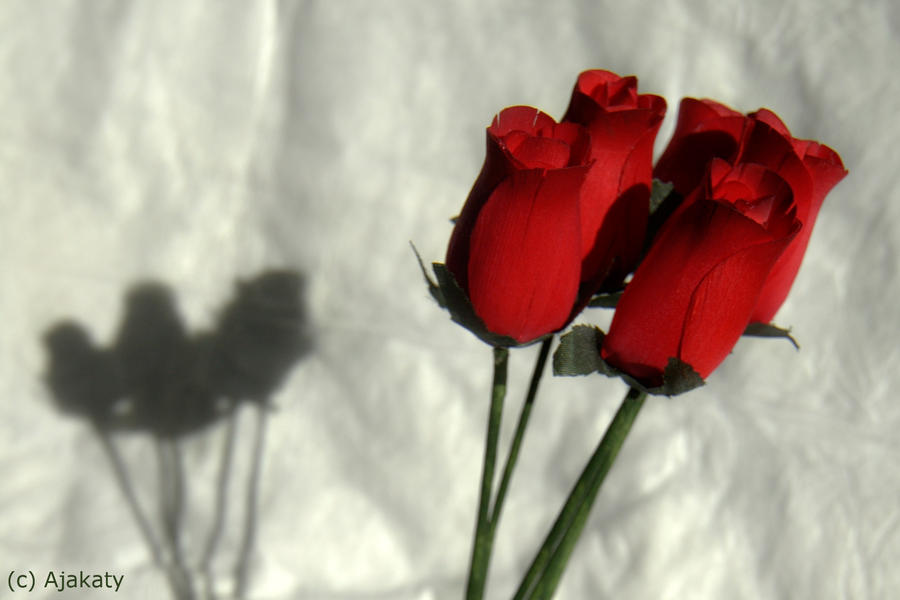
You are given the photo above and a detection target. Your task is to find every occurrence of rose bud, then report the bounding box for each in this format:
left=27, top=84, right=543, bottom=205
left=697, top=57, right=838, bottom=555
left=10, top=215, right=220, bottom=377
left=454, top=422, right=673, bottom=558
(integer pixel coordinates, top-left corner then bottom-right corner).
left=652, top=99, right=847, bottom=323
left=445, top=106, right=592, bottom=344
left=601, top=160, right=800, bottom=385
left=562, top=70, right=667, bottom=290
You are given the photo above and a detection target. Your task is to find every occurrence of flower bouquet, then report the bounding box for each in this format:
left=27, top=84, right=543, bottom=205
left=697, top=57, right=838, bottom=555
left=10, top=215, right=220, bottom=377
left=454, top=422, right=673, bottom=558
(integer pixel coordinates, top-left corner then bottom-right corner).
left=417, top=69, right=846, bottom=599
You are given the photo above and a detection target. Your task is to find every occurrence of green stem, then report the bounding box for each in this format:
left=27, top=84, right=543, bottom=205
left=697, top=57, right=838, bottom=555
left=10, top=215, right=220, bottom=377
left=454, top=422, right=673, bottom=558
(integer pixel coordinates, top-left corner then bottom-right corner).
left=515, top=387, right=646, bottom=600
left=489, top=338, right=552, bottom=531
left=465, top=346, right=509, bottom=600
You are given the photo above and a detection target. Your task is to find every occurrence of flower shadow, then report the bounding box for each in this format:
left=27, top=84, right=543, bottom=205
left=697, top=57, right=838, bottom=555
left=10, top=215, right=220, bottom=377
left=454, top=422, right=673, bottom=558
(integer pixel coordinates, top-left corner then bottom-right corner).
left=41, top=269, right=312, bottom=600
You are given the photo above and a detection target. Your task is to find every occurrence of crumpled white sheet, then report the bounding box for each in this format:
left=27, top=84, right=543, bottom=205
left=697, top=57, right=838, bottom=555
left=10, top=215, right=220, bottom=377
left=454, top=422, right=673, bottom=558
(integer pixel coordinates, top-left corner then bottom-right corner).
left=2, top=1, right=899, bottom=598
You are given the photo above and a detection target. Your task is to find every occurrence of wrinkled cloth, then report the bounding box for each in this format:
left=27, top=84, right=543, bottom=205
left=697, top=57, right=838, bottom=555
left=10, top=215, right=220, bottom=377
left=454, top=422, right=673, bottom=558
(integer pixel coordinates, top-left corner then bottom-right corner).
left=1, top=1, right=898, bottom=598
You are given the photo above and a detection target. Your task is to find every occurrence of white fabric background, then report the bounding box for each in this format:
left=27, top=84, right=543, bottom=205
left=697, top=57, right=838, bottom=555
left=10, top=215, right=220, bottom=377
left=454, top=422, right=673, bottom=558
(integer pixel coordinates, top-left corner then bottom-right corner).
left=1, top=1, right=898, bottom=598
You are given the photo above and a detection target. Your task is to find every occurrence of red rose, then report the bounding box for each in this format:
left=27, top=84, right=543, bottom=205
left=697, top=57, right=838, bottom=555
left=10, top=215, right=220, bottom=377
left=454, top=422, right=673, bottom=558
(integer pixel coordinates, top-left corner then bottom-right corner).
left=653, top=99, right=847, bottom=322
left=562, top=70, right=667, bottom=289
left=445, top=106, right=592, bottom=344
left=601, top=160, right=800, bottom=384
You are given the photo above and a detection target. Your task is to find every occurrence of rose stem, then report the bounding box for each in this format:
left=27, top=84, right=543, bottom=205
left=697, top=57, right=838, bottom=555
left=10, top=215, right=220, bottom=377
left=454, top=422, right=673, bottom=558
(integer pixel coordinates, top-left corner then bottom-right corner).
left=465, top=346, right=509, bottom=600
left=488, top=337, right=552, bottom=534
left=514, top=386, right=646, bottom=600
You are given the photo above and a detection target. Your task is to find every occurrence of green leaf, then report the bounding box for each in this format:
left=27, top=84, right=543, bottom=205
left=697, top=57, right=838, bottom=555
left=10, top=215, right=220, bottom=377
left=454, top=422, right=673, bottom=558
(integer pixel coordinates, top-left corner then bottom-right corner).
left=409, top=242, right=445, bottom=307
left=431, top=263, right=523, bottom=348
left=743, top=322, right=800, bottom=349
left=649, top=179, right=675, bottom=215
left=553, top=325, right=705, bottom=396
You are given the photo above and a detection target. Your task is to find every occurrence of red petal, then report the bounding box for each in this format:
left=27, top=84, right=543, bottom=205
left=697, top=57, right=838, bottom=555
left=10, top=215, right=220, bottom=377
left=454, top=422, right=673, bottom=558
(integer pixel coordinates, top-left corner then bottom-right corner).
left=564, top=94, right=665, bottom=288
left=801, top=142, right=848, bottom=206
left=738, top=119, right=813, bottom=218
left=750, top=151, right=845, bottom=323
left=550, top=122, right=592, bottom=165
left=653, top=98, right=746, bottom=195
left=576, top=70, right=636, bottom=107
left=713, top=162, right=797, bottom=233
left=577, top=111, right=659, bottom=285
left=749, top=108, right=790, bottom=136
left=638, top=94, right=667, bottom=115
left=467, top=167, right=586, bottom=343
left=679, top=232, right=794, bottom=377
left=741, top=123, right=847, bottom=323
left=446, top=132, right=518, bottom=289
left=507, top=135, right=572, bottom=169
left=448, top=107, right=590, bottom=290
left=490, top=105, right=556, bottom=137
left=563, top=71, right=664, bottom=130
left=751, top=230, right=809, bottom=323
left=675, top=98, right=743, bottom=132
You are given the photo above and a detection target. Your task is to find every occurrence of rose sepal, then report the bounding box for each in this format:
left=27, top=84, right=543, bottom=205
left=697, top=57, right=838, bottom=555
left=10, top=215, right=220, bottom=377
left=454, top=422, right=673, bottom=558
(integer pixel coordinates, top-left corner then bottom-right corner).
left=434, top=261, right=550, bottom=348
left=648, top=178, right=676, bottom=215
left=645, top=179, right=683, bottom=252
left=742, top=322, right=800, bottom=349
left=413, top=243, right=544, bottom=347
left=586, top=291, right=622, bottom=309
left=411, top=241, right=447, bottom=308
left=553, top=325, right=705, bottom=396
